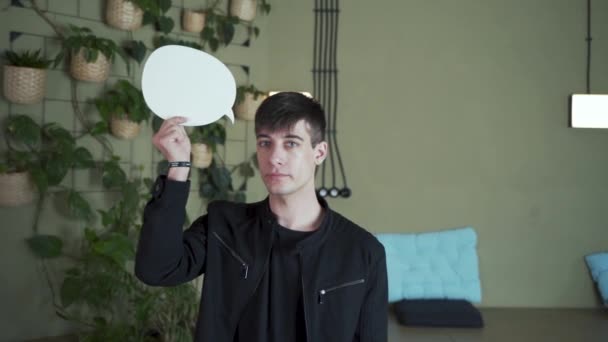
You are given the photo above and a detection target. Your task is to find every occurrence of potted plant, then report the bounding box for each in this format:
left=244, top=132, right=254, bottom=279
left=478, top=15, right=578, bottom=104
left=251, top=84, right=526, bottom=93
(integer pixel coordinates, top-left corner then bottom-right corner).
left=106, top=0, right=145, bottom=31
left=94, top=79, right=151, bottom=140
left=189, top=122, right=226, bottom=168
left=229, top=0, right=271, bottom=22
left=29, top=175, right=199, bottom=341
left=3, top=49, right=52, bottom=104
left=55, top=25, right=129, bottom=82
left=234, top=84, right=267, bottom=121
left=0, top=115, right=94, bottom=207
left=182, top=8, right=206, bottom=33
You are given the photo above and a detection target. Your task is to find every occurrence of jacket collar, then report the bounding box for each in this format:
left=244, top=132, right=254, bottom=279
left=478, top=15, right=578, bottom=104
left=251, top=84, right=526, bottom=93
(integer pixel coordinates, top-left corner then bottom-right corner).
left=258, top=195, right=333, bottom=252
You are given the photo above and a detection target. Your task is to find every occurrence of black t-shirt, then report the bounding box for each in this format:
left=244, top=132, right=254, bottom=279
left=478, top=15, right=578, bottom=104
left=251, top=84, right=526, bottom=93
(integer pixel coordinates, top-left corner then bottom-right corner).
left=235, top=223, right=316, bottom=342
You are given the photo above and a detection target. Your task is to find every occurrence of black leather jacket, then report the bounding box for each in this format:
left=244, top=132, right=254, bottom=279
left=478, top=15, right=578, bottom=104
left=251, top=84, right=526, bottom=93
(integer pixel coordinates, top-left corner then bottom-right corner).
left=135, top=176, right=388, bottom=341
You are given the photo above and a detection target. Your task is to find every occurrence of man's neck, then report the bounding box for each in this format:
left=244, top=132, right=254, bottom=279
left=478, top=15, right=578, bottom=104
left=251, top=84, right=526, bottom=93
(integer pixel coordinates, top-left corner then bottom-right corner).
left=268, top=190, right=324, bottom=232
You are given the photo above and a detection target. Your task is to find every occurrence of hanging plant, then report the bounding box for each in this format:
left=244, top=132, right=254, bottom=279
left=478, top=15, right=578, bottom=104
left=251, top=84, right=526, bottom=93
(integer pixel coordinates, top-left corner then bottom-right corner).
left=234, top=84, right=267, bottom=121
left=182, top=9, right=206, bottom=33
left=0, top=115, right=95, bottom=209
left=106, top=0, right=145, bottom=31
left=229, top=0, right=271, bottom=22
left=189, top=122, right=226, bottom=168
left=94, top=80, right=152, bottom=140
left=3, top=49, right=52, bottom=104
left=54, top=25, right=130, bottom=82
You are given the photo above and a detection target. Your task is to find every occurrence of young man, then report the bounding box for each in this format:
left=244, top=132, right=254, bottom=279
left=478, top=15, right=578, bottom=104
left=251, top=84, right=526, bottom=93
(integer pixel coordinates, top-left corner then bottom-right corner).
left=135, top=92, right=388, bottom=341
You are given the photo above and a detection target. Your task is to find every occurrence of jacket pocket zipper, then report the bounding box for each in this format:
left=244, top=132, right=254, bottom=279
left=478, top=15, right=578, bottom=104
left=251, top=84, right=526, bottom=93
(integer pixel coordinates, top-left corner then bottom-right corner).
left=212, top=232, right=249, bottom=279
left=318, top=278, right=365, bottom=304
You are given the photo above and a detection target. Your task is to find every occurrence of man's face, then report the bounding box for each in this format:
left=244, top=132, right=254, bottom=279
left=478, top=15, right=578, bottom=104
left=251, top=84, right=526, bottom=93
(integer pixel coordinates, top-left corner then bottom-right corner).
left=256, top=120, right=327, bottom=198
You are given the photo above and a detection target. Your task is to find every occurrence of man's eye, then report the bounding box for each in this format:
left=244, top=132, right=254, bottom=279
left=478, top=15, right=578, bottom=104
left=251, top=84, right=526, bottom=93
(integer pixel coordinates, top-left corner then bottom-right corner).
left=257, top=141, right=270, bottom=147
left=286, top=141, right=299, bottom=148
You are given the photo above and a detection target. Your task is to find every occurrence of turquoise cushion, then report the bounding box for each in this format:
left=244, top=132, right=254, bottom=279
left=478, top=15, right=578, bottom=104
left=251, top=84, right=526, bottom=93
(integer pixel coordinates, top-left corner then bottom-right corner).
left=376, top=227, right=482, bottom=303
left=584, top=252, right=608, bottom=305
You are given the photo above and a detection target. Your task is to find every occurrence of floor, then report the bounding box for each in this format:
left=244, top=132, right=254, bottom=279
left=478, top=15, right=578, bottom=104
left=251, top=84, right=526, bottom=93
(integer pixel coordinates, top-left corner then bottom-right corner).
left=388, top=308, right=608, bottom=342
left=26, top=308, right=608, bottom=342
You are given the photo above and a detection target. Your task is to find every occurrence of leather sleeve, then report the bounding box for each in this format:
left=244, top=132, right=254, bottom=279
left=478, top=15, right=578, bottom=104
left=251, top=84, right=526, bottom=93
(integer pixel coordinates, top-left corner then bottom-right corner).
left=134, top=176, right=208, bottom=286
left=358, top=244, right=389, bottom=341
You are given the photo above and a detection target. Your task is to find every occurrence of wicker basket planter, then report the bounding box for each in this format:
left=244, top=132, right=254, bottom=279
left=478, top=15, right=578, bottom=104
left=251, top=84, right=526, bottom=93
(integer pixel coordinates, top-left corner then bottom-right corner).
left=106, top=0, right=144, bottom=31
left=230, top=0, right=257, bottom=21
left=0, top=171, right=36, bottom=207
left=70, top=50, right=110, bottom=82
left=191, top=143, right=213, bottom=168
left=182, top=10, right=206, bottom=33
left=110, top=117, right=141, bottom=140
left=3, top=65, right=47, bottom=104
left=235, top=93, right=266, bottom=121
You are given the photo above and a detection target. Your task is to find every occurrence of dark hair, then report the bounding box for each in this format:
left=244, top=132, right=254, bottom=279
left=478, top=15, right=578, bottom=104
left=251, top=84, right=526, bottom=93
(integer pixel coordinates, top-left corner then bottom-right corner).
left=254, top=92, right=326, bottom=146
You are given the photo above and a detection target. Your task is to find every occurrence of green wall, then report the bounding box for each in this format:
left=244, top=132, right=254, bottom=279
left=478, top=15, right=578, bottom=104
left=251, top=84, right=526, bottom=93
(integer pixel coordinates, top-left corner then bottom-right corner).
left=2, top=0, right=608, bottom=340
left=267, top=0, right=608, bottom=308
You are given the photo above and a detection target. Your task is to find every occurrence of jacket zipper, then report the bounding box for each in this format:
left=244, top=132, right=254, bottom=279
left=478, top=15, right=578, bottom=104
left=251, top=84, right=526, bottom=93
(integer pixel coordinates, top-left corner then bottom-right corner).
left=299, top=254, right=310, bottom=341
left=318, top=278, right=366, bottom=304
left=212, top=232, right=249, bottom=279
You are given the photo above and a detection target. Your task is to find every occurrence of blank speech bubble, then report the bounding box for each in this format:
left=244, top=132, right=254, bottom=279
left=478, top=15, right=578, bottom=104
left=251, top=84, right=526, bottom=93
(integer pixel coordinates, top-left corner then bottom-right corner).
left=141, top=45, right=236, bottom=126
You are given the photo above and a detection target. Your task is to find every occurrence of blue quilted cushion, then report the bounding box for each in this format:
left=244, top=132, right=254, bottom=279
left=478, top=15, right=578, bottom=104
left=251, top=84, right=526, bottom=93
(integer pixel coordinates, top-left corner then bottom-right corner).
left=376, top=227, right=482, bottom=303
left=584, top=252, right=608, bottom=305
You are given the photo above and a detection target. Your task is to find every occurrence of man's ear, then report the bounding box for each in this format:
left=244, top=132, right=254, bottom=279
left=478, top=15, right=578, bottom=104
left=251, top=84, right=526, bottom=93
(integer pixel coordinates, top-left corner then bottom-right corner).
left=314, top=141, right=328, bottom=165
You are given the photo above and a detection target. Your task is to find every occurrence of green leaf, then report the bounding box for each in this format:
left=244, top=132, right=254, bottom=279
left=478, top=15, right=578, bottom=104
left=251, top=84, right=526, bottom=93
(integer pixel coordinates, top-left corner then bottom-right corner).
left=239, top=162, right=254, bottom=178
left=60, top=276, right=82, bottom=308
left=26, top=234, right=63, bottom=258
left=152, top=116, right=163, bottom=133
left=93, top=316, right=107, bottom=327
left=220, top=22, right=235, bottom=45
left=210, top=166, right=231, bottom=190
left=84, top=227, right=98, bottom=244
left=142, top=11, right=156, bottom=25
left=43, top=123, right=75, bottom=148
left=65, top=267, right=81, bottom=276
left=209, top=38, right=219, bottom=52
left=52, top=50, right=65, bottom=68
left=102, top=160, right=127, bottom=189
left=66, top=190, right=94, bottom=222
left=200, top=182, right=216, bottom=199
left=254, top=26, right=260, bottom=37
left=6, top=115, right=41, bottom=147
left=127, top=40, right=147, bottom=64
left=29, top=167, right=48, bottom=193
left=122, top=181, right=139, bottom=213
left=73, top=147, right=94, bottom=168
left=232, top=191, right=246, bottom=203
left=158, top=16, right=174, bottom=34
left=45, top=157, right=70, bottom=186
left=93, top=233, right=135, bottom=266
left=158, top=0, right=171, bottom=13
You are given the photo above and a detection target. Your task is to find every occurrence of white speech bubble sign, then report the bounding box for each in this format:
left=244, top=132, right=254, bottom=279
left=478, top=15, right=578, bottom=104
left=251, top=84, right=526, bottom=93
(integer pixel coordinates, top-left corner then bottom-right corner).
left=141, top=45, right=235, bottom=126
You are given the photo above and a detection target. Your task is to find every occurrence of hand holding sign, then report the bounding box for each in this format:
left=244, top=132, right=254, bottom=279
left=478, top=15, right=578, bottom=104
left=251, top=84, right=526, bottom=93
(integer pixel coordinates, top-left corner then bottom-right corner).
left=141, top=45, right=236, bottom=126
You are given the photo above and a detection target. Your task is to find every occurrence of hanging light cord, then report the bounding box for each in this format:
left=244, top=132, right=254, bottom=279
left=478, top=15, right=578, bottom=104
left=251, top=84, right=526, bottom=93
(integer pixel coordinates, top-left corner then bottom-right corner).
left=585, top=0, right=592, bottom=94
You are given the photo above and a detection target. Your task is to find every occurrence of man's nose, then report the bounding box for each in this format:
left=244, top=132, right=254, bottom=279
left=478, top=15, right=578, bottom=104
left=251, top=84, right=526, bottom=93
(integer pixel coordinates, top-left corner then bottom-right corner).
left=269, top=146, right=285, bottom=166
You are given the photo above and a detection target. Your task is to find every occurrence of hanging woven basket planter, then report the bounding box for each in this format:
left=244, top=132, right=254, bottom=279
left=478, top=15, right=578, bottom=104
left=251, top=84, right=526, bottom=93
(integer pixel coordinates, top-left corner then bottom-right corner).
left=182, top=9, right=206, bottom=33
left=230, top=0, right=257, bottom=22
left=110, top=116, right=141, bottom=140
left=191, top=143, right=213, bottom=168
left=3, top=65, right=47, bottom=104
left=106, top=0, right=144, bottom=31
left=70, top=50, right=110, bottom=83
left=0, top=171, right=36, bottom=207
left=235, top=93, right=266, bottom=121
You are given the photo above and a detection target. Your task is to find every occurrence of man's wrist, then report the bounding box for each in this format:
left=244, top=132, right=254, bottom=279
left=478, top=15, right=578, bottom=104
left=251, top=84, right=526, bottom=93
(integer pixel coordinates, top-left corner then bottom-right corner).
left=168, top=161, right=192, bottom=168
